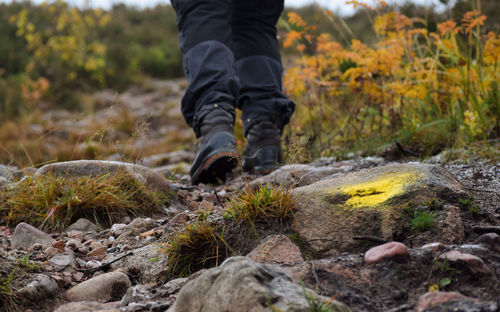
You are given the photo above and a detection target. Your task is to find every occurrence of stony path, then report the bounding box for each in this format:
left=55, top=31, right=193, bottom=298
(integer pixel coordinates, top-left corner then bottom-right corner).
left=0, top=81, right=499, bottom=312
left=0, top=156, right=499, bottom=312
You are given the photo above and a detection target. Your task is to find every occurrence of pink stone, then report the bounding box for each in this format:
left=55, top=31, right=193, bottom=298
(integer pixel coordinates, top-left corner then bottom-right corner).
left=188, top=201, right=199, bottom=210
left=77, top=247, right=89, bottom=254
left=439, top=250, right=491, bottom=274
left=65, top=239, right=82, bottom=250
left=170, top=212, right=190, bottom=225
left=89, top=241, right=103, bottom=250
left=67, top=230, right=83, bottom=241
left=72, top=272, right=84, bottom=282
left=53, top=240, right=66, bottom=252
left=415, top=291, right=468, bottom=312
left=45, top=247, right=59, bottom=258
left=364, top=242, right=409, bottom=264
left=87, top=246, right=107, bottom=260
left=247, top=234, right=304, bottom=266
left=198, top=200, right=214, bottom=211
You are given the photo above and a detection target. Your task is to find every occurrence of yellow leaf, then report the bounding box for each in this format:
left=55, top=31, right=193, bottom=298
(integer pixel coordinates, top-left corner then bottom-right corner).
left=429, top=284, right=439, bottom=292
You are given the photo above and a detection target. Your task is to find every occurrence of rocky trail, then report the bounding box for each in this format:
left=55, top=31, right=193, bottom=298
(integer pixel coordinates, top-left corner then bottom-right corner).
left=0, top=81, right=499, bottom=312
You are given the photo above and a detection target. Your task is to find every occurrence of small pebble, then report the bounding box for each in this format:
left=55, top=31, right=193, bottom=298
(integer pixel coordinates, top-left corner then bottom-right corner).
left=421, top=242, right=445, bottom=252
left=439, top=250, right=491, bottom=274
left=364, top=242, right=409, bottom=264
left=53, top=240, right=66, bottom=252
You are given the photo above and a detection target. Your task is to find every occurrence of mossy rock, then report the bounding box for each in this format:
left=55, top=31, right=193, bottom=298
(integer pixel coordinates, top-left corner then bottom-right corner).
left=32, top=160, right=172, bottom=194
left=291, top=164, right=469, bottom=255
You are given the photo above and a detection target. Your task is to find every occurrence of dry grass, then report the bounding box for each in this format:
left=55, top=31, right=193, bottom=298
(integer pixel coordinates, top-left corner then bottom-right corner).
left=226, top=185, right=295, bottom=227
left=0, top=170, right=168, bottom=232
left=161, top=185, right=296, bottom=278
left=162, top=222, right=230, bottom=277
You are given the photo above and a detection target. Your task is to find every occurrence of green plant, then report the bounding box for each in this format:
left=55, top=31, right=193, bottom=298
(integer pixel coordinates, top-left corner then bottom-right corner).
left=303, top=286, right=347, bottom=312
left=0, top=171, right=169, bottom=232
left=440, top=277, right=452, bottom=287
left=411, top=211, right=438, bottom=232
left=226, top=185, right=295, bottom=227
left=459, top=197, right=480, bottom=216
left=269, top=286, right=347, bottom=312
left=440, top=258, right=453, bottom=273
left=17, top=255, right=38, bottom=271
left=422, top=198, right=444, bottom=210
left=162, top=222, right=231, bottom=277
left=0, top=267, right=18, bottom=311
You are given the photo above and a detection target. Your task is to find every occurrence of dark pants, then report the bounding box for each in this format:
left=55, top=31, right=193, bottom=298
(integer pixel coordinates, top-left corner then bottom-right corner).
left=171, top=0, right=295, bottom=137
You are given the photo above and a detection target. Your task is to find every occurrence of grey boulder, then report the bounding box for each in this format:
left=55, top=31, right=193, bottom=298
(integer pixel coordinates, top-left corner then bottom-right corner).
left=17, top=274, right=58, bottom=302
left=292, top=163, right=468, bottom=255
left=66, top=218, right=100, bottom=232
left=66, top=271, right=131, bottom=302
left=168, top=256, right=350, bottom=312
left=11, top=223, right=56, bottom=250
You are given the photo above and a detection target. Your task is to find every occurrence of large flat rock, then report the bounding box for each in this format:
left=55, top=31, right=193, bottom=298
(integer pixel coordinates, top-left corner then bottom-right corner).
left=292, top=163, right=469, bottom=254
left=32, top=160, right=171, bottom=194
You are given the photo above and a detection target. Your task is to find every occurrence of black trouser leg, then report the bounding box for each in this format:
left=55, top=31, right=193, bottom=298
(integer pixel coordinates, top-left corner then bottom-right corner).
left=232, top=0, right=296, bottom=136
left=171, top=0, right=239, bottom=137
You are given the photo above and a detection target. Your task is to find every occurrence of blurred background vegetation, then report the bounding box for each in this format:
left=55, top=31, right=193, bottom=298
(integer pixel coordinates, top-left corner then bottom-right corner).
left=0, top=0, right=499, bottom=166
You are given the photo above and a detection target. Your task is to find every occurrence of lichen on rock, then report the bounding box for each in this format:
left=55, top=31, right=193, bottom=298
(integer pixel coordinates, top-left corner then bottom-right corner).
left=292, top=164, right=469, bottom=255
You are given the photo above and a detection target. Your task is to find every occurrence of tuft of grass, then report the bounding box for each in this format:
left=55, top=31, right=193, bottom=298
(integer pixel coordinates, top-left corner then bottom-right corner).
left=162, top=222, right=231, bottom=277
left=0, top=267, right=18, bottom=312
left=269, top=285, right=348, bottom=312
left=411, top=211, right=438, bottom=232
left=0, top=171, right=168, bottom=232
left=226, top=185, right=295, bottom=227
left=459, top=197, right=481, bottom=217
left=302, top=286, right=348, bottom=312
left=304, top=294, right=347, bottom=312
left=17, top=255, right=39, bottom=272
left=422, top=198, right=444, bottom=210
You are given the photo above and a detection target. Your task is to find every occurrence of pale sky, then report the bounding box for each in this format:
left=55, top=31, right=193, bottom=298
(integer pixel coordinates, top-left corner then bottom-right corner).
left=2, top=0, right=453, bottom=16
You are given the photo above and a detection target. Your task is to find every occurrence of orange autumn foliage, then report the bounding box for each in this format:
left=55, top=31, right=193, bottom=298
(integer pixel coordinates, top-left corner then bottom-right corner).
left=283, top=10, right=500, bottom=156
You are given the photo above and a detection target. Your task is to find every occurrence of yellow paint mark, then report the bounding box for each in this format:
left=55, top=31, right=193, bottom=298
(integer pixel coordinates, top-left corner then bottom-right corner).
left=339, top=171, right=423, bottom=208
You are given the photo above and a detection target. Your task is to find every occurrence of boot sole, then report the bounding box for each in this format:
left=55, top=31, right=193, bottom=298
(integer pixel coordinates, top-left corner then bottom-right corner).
left=243, top=162, right=279, bottom=176
left=191, top=150, right=238, bottom=185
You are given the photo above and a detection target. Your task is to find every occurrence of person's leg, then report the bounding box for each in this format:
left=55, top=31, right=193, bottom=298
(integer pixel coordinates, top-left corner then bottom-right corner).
left=232, top=0, right=296, bottom=173
left=171, top=0, right=239, bottom=184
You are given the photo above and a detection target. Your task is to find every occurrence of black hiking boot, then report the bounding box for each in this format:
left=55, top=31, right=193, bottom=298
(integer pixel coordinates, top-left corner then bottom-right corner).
left=190, top=107, right=238, bottom=185
left=242, top=121, right=282, bottom=175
